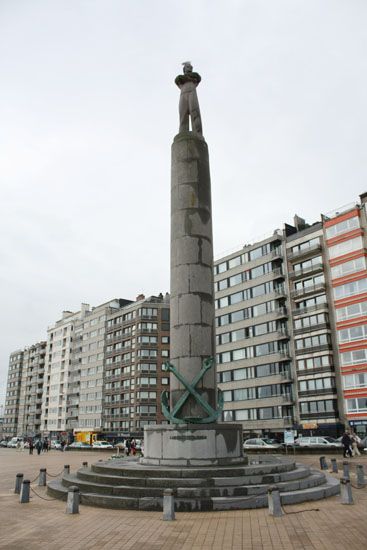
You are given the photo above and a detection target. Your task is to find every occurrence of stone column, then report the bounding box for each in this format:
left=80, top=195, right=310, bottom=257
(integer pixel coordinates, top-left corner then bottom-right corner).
left=170, top=132, right=216, bottom=419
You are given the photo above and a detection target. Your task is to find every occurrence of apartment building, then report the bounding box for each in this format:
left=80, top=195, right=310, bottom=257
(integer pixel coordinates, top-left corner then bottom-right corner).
left=215, top=194, right=367, bottom=438
left=285, top=220, right=343, bottom=436
left=3, top=350, right=24, bottom=437
left=214, top=232, right=293, bottom=435
left=71, top=299, right=128, bottom=443
left=41, top=310, right=81, bottom=439
left=103, top=293, right=170, bottom=438
left=323, top=194, right=367, bottom=437
left=17, top=342, right=47, bottom=437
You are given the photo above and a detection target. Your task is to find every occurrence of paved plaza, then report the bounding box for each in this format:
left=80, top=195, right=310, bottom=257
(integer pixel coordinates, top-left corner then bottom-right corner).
left=0, top=448, right=367, bottom=549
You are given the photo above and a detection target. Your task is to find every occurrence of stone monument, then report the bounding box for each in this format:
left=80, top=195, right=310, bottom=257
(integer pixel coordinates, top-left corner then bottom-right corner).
left=142, top=62, right=244, bottom=466
left=47, top=64, right=340, bottom=510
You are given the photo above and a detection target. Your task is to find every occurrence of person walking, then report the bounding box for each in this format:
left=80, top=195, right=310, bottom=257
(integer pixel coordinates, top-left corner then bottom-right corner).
left=341, top=432, right=353, bottom=458
left=351, top=433, right=361, bottom=457
left=43, top=439, right=48, bottom=453
left=29, top=439, right=34, bottom=455
left=35, top=439, right=42, bottom=456
left=131, top=438, right=136, bottom=456
left=125, top=438, right=131, bottom=456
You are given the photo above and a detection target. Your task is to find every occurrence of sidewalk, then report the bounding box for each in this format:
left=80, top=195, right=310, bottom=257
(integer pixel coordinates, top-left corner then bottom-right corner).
left=1, top=449, right=366, bottom=549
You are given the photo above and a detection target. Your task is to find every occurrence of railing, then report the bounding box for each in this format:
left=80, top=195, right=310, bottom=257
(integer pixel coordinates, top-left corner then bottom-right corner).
left=287, top=243, right=322, bottom=260
left=295, top=343, right=331, bottom=355
left=288, top=263, right=324, bottom=279
left=291, top=282, right=326, bottom=299
left=293, top=322, right=329, bottom=336
left=292, top=302, right=328, bottom=316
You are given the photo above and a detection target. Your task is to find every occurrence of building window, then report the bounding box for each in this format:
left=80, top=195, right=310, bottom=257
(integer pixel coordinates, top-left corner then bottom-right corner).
left=328, top=236, right=363, bottom=259
left=334, top=278, right=367, bottom=300
left=346, top=398, right=367, bottom=413
left=331, top=257, right=366, bottom=279
left=325, top=216, right=359, bottom=239
left=344, top=373, right=367, bottom=389
left=336, top=301, right=367, bottom=321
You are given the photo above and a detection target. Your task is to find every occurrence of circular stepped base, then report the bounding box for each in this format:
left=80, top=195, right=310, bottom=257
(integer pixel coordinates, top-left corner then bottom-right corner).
left=47, top=455, right=340, bottom=512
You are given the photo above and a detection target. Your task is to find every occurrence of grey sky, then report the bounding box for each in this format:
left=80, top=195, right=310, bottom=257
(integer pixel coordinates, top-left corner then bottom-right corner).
left=1, top=0, right=367, bottom=405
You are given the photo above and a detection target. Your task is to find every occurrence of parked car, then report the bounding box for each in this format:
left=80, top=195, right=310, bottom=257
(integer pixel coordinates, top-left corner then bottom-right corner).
left=0, top=440, right=9, bottom=447
left=66, top=442, right=91, bottom=450
left=243, top=438, right=282, bottom=450
left=7, top=437, right=23, bottom=448
left=51, top=440, right=62, bottom=450
left=92, top=441, right=114, bottom=449
left=295, top=437, right=342, bottom=448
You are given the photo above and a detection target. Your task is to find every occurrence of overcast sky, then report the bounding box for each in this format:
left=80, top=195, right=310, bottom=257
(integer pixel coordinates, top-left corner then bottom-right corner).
left=1, top=0, right=366, bottom=406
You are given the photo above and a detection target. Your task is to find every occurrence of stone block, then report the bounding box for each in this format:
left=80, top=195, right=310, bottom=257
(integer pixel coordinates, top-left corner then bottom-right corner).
left=188, top=264, right=213, bottom=294
left=178, top=294, right=202, bottom=325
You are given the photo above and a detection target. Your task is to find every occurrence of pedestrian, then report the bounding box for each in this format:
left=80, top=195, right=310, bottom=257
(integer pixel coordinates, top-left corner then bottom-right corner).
left=125, top=438, right=131, bottom=456
left=29, top=439, right=34, bottom=455
left=43, top=439, right=48, bottom=453
left=61, top=440, right=66, bottom=452
left=131, top=438, right=136, bottom=456
left=341, top=432, right=353, bottom=458
left=16, top=440, right=21, bottom=452
left=351, top=433, right=361, bottom=457
left=35, top=439, right=42, bottom=456
left=47, top=440, right=51, bottom=452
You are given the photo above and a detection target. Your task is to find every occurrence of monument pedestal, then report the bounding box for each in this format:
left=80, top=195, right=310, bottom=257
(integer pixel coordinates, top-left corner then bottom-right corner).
left=141, top=423, right=245, bottom=467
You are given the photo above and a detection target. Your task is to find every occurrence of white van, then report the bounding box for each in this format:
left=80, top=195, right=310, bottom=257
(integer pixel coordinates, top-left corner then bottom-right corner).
left=7, top=437, right=23, bottom=448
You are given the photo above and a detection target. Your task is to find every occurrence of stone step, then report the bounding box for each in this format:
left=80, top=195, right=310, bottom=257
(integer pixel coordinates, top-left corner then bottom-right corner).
left=47, top=475, right=340, bottom=512
left=211, top=477, right=340, bottom=511
left=79, top=463, right=307, bottom=488
left=60, top=469, right=324, bottom=499
left=90, top=458, right=296, bottom=479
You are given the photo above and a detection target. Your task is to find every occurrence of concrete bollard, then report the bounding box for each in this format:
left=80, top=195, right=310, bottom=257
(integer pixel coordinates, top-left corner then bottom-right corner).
left=64, top=464, right=70, bottom=476
left=267, top=486, right=283, bottom=517
left=319, top=456, right=328, bottom=470
left=38, top=468, right=47, bottom=487
left=15, top=473, right=24, bottom=494
left=331, top=458, right=338, bottom=473
left=340, top=477, right=353, bottom=505
left=66, top=485, right=80, bottom=514
left=356, top=464, right=366, bottom=488
left=20, top=480, right=30, bottom=503
left=163, top=489, right=175, bottom=521
left=82, top=461, right=88, bottom=468
left=343, top=461, right=350, bottom=480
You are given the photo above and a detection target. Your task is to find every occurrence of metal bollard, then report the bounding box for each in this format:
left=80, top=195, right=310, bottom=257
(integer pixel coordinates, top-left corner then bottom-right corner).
left=66, top=485, right=80, bottom=514
left=331, top=458, right=338, bottom=473
left=64, top=464, right=70, bottom=476
left=340, top=477, right=353, bottom=505
left=343, top=461, right=350, bottom=480
left=267, top=486, right=283, bottom=517
left=319, top=456, right=328, bottom=470
left=82, top=461, right=88, bottom=468
left=20, top=480, right=30, bottom=503
left=38, top=468, right=47, bottom=487
left=15, top=473, right=24, bottom=494
left=163, top=489, right=175, bottom=521
left=356, top=464, right=366, bottom=488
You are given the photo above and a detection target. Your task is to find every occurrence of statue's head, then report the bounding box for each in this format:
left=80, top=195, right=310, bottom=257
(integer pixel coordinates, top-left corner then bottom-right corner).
left=182, top=61, right=193, bottom=74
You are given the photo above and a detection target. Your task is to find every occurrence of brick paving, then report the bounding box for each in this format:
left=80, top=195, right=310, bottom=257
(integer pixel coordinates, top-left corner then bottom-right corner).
left=1, top=448, right=367, bottom=549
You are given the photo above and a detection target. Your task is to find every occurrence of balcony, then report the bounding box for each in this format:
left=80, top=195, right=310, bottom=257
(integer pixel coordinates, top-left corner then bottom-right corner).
left=289, top=263, right=324, bottom=280
left=295, top=343, right=331, bottom=355
left=283, top=416, right=293, bottom=427
left=292, top=302, right=329, bottom=317
left=293, top=322, right=330, bottom=336
left=298, top=388, right=337, bottom=398
left=291, top=282, right=326, bottom=299
left=300, top=412, right=339, bottom=420
left=296, top=365, right=335, bottom=377
left=288, top=243, right=322, bottom=261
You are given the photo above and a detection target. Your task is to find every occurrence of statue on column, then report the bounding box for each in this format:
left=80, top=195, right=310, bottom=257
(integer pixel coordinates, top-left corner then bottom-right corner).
left=175, top=61, right=202, bottom=136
